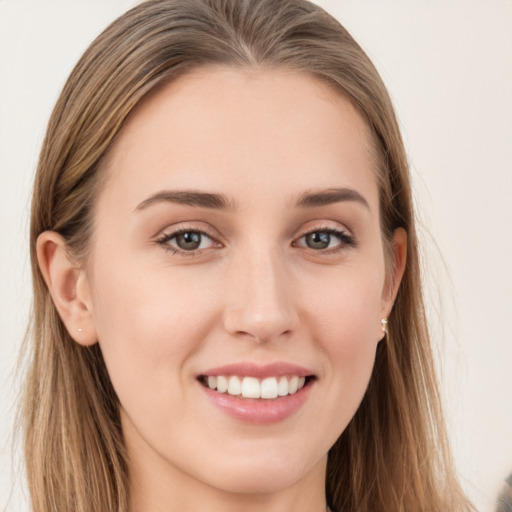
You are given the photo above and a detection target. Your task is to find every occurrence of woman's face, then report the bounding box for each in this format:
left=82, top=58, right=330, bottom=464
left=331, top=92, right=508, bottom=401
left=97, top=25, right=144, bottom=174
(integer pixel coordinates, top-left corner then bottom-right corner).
left=83, top=68, right=403, bottom=501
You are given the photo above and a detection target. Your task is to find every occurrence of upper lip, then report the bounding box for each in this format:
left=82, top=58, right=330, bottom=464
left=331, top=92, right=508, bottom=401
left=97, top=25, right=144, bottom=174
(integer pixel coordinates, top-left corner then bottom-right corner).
left=200, top=362, right=314, bottom=379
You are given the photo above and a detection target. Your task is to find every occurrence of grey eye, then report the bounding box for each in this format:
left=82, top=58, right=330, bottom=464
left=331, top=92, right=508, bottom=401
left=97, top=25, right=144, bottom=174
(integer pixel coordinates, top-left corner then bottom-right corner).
left=174, top=232, right=203, bottom=250
left=295, top=228, right=355, bottom=252
left=163, top=231, right=215, bottom=252
left=304, top=232, right=331, bottom=249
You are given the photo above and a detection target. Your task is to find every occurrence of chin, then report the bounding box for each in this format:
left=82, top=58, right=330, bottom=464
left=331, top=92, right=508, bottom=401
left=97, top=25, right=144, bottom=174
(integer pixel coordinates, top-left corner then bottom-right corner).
left=207, top=468, right=307, bottom=495
left=194, top=449, right=327, bottom=496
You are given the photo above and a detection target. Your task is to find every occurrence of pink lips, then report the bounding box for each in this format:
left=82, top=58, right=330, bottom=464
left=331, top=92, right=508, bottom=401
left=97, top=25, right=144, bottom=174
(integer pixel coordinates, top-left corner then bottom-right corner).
left=198, top=362, right=315, bottom=424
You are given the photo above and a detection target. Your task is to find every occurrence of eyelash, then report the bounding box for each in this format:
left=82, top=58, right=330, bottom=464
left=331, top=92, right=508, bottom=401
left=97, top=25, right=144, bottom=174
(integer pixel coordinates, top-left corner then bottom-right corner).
left=293, top=227, right=356, bottom=254
left=156, top=226, right=356, bottom=257
left=156, top=228, right=218, bottom=256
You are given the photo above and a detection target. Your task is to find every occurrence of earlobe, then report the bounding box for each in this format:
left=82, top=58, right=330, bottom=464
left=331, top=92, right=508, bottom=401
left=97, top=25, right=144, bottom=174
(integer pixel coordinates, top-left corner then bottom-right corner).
left=36, top=231, right=98, bottom=346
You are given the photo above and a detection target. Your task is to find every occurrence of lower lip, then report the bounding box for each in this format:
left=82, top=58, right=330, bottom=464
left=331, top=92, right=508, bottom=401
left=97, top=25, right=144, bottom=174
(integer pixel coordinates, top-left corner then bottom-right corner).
left=199, top=381, right=313, bottom=425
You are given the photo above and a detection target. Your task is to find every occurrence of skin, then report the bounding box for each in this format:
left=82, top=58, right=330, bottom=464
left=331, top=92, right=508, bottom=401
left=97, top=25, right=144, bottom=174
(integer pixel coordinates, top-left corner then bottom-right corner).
left=38, top=67, right=406, bottom=512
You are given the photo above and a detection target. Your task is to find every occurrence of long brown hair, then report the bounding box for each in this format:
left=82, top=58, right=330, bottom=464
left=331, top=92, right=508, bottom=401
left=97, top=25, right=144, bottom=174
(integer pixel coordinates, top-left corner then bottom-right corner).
left=24, top=0, right=472, bottom=510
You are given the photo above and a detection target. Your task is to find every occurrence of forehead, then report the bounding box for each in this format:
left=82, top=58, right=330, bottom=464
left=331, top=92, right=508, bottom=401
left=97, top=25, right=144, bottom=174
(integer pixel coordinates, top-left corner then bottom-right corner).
left=98, top=66, right=379, bottom=211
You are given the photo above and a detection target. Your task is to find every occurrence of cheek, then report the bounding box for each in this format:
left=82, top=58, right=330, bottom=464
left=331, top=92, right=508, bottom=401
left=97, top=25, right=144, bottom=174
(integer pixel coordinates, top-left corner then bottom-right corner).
left=302, top=264, right=384, bottom=401
left=87, top=258, right=219, bottom=405
left=303, top=262, right=384, bottom=342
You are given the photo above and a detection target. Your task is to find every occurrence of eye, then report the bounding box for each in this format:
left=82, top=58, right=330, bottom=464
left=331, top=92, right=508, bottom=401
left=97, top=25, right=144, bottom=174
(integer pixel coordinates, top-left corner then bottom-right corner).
left=157, top=229, right=219, bottom=254
left=294, top=228, right=355, bottom=252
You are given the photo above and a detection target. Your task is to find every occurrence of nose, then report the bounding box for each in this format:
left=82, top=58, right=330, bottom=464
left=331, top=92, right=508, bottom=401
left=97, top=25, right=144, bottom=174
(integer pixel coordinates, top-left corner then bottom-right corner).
left=222, top=248, right=298, bottom=344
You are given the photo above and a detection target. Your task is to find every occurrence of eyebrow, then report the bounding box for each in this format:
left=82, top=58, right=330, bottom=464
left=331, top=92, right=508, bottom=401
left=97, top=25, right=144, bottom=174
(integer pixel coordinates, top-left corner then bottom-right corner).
left=135, top=190, right=236, bottom=211
left=295, top=187, right=370, bottom=211
left=135, top=187, right=369, bottom=212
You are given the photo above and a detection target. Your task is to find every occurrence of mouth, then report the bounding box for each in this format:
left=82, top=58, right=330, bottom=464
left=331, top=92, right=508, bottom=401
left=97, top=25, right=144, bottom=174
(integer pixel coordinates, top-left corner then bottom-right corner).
left=198, top=374, right=315, bottom=400
left=197, top=362, right=316, bottom=423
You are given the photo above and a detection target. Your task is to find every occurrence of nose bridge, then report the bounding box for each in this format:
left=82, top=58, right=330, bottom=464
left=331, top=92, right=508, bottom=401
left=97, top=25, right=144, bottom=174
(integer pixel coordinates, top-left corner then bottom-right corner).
left=223, top=242, right=297, bottom=342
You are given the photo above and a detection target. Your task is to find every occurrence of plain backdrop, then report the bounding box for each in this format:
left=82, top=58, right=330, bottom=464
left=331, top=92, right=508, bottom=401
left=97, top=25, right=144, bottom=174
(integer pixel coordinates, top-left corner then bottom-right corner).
left=1, top=1, right=511, bottom=511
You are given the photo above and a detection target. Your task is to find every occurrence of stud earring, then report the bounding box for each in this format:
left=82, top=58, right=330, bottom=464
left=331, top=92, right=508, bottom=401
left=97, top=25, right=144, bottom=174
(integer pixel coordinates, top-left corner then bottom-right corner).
left=380, top=317, right=388, bottom=335
left=78, top=328, right=83, bottom=332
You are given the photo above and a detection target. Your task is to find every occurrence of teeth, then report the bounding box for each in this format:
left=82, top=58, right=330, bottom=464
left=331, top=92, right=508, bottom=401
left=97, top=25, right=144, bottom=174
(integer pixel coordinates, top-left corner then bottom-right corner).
left=241, top=377, right=260, bottom=398
left=204, top=375, right=308, bottom=399
left=278, top=376, right=289, bottom=396
left=216, top=375, right=228, bottom=393
left=227, top=376, right=241, bottom=396
left=289, top=376, right=299, bottom=394
left=261, top=377, right=278, bottom=399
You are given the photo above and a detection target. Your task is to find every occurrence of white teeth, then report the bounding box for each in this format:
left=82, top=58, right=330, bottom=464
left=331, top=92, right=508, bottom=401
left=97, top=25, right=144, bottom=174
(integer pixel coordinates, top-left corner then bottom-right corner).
left=227, top=376, right=241, bottom=396
left=205, top=374, right=309, bottom=399
left=261, top=377, right=278, bottom=399
left=278, top=376, right=289, bottom=396
left=241, top=377, right=260, bottom=398
left=216, top=375, right=228, bottom=393
left=288, top=376, right=299, bottom=394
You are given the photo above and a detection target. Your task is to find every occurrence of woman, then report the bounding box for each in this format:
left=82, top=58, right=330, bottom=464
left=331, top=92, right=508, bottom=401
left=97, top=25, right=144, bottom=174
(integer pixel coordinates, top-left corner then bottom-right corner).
left=22, top=0, right=473, bottom=511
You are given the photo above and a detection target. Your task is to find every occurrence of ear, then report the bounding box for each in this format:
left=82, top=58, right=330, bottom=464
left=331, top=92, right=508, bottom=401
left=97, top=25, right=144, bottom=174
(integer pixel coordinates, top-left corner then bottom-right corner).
left=380, top=227, right=407, bottom=317
left=36, top=231, right=98, bottom=346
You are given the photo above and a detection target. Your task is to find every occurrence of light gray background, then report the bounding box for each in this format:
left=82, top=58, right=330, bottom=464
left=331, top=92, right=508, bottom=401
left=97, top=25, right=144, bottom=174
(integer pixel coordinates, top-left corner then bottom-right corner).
left=1, top=1, right=511, bottom=511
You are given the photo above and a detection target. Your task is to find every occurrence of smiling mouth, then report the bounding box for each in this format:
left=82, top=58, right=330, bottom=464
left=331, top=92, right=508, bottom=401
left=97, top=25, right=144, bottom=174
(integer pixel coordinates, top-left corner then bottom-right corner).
left=198, top=375, right=315, bottom=400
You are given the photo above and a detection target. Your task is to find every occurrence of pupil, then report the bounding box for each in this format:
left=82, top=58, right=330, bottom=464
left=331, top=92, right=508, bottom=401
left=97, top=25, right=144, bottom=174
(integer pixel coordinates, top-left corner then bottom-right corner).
left=306, top=232, right=330, bottom=249
left=177, top=232, right=201, bottom=250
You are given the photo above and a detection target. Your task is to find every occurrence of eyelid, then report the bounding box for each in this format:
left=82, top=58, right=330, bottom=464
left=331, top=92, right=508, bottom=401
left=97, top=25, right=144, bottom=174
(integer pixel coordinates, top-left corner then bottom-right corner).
left=155, top=223, right=223, bottom=256
left=293, top=220, right=353, bottom=238
left=292, top=222, right=356, bottom=252
left=154, top=220, right=356, bottom=257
